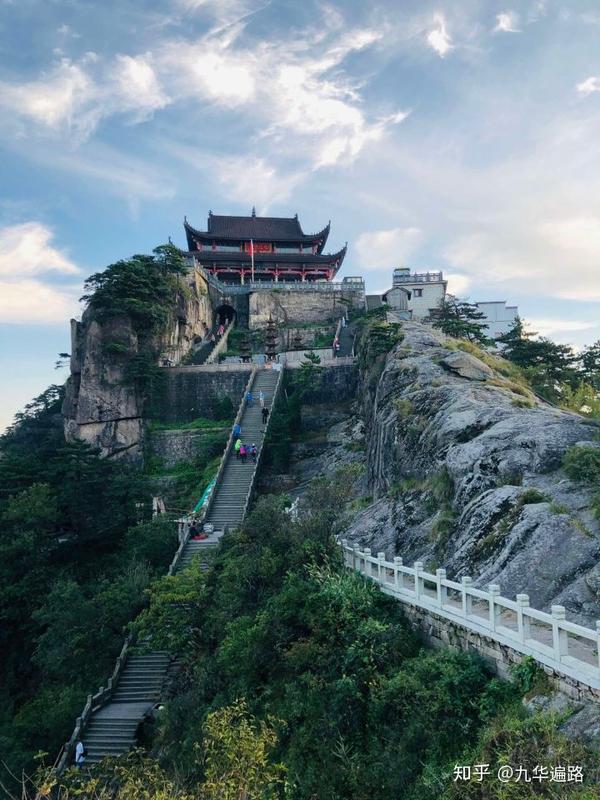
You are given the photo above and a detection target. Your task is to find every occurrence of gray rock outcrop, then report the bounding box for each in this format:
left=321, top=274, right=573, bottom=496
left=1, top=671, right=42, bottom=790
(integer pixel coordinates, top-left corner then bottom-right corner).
left=62, top=270, right=213, bottom=460
left=345, top=322, right=600, bottom=625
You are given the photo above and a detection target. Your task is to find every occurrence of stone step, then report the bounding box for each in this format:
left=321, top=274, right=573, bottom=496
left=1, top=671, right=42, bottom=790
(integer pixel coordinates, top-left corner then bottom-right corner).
left=87, top=725, right=138, bottom=735
left=85, top=735, right=136, bottom=745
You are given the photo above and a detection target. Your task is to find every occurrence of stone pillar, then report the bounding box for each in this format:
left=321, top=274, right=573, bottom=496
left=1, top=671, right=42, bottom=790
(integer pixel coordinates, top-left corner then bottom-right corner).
left=516, top=594, right=530, bottom=642
left=461, top=576, right=473, bottom=617
left=363, top=548, right=372, bottom=578
left=394, top=557, right=403, bottom=592
left=377, top=552, right=386, bottom=583
left=435, top=568, right=447, bottom=607
left=551, top=605, right=568, bottom=662
left=488, top=584, right=501, bottom=631
left=353, top=545, right=360, bottom=572
left=414, top=561, right=423, bottom=600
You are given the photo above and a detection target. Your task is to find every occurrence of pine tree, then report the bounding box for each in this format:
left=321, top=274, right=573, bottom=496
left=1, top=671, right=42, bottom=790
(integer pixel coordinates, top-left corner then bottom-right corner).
left=427, top=297, right=493, bottom=345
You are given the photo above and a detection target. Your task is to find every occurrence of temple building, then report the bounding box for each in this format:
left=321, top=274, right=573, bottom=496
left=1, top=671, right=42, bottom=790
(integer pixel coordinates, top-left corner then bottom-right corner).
left=184, top=209, right=347, bottom=284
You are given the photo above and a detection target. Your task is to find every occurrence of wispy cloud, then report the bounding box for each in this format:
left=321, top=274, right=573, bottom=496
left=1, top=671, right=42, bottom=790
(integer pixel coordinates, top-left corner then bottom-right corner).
left=494, top=12, right=520, bottom=33
left=427, top=13, right=453, bottom=58
left=576, top=76, right=600, bottom=96
left=0, top=222, right=80, bottom=323
left=0, top=222, right=79, bottom=276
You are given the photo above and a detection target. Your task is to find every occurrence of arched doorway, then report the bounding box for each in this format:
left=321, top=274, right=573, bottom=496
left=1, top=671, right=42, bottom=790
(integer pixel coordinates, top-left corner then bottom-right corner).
left=216, top=304, right=236, bottom=326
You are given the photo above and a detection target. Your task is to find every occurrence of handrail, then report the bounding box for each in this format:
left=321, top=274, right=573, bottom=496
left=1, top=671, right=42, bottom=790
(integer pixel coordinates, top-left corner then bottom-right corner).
left=57, top=338, right=257, bottom=773
left=339, top=540, right=600, bottom=690
left=205, top=319, right=233, bottom=365
left=192, top=265, right=363, bottom=295
left=167, top=365, right=257, bottom=575
left=240, top=366, right=284, bottom=520
left=57, top=635, right=134, bottom=773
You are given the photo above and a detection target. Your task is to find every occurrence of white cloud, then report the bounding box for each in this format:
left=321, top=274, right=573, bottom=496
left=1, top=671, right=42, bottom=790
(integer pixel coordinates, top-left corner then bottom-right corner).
left=112, top=55, right=169, bottom=116
left=576, top=76, right=600, bottom=96
left=445, top=214, right=600, bottom=302
left=214, top=155, right=304, bottom=208
left=0, top=9, right=406, bottom=172
left=0, top=222, right=79, bottom=277
left=355, top=227, right=423, bottom=270
left=527, top=318, right=597, bottom=336
left=494, top=12, right=521, bottom=33
left=0, top=60, right=99, bottom=137
left=427, top=13, right=453, bottom=57
left=446, top=273, right=471, bottom=296
left=0, top=279, right=79, bottom=323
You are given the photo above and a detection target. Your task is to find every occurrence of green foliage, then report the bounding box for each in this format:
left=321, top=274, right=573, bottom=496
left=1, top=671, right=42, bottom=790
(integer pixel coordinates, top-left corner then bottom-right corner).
left=428, top=297, right=495, bottom=346
left=201, top=699, right=286, bottom=800
left=563, top=445, right=600, bottom=483
left=561, top=382, right=600, bottom=419
left=442, top=712, right=599, bottom=799
left=0, top=386, right=178, bottom=787
left=148, top=415, right=231, bottom=432
left=81, top=244, right=190, bottom=396
left=132, top=560, right=207, bottom=655
left=81, top=244, right=187, bottom=333
left=356, top=316, right=404, bottom=389
left=519, top=488, right=548, bottom=504
left=563, top=446, right=600, bottom=520
left=136, top=474, right=563, bottom=800
left=498, top=317, right=585, bottom=403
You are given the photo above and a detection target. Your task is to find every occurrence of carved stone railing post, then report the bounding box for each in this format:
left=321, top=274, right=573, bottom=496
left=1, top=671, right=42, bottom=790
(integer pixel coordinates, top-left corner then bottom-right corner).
left=435, top=569, right=447, bottom=607
left=516, top=594, right=530, bottom=642
left=353, top=546, right=361, bottom=573
left=488, top=584, right=500, bottom=632
left=377, top=552, right=386, bottom=583
left=414, top=561, right=423, bottom=601
left=393, top=557, right=403, bottom=592
left=461, top=576, right=473, bottom=617
left=551, top=605, right=568, bottom=662
left=363, top=548, right=372, bottom=578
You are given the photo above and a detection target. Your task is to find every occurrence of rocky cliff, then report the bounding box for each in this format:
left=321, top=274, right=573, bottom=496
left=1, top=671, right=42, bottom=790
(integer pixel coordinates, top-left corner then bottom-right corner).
left=345, top=322, right=600, bottom=625
left=63, top=269, right=213, bottom=460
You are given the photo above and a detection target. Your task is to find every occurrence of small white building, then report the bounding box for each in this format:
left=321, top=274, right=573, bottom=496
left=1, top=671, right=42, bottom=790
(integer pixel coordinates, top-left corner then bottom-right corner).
left=474, top=301, right=519, bottom=340
left=393, top=267, right=447, bottom=319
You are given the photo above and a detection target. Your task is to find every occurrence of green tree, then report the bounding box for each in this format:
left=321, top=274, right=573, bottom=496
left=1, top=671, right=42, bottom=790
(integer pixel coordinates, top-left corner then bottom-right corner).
left=200, top=699, right=286, bottom=800
left=580, top=340, right=600, bottom=388
left=498, top=318, right=579, bottom=401
left=427, top=297, right=494, bottom=345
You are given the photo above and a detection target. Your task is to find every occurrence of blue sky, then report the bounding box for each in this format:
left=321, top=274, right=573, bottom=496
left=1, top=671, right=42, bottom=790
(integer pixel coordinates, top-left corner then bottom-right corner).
left=1, top=0, right=600, bottom=430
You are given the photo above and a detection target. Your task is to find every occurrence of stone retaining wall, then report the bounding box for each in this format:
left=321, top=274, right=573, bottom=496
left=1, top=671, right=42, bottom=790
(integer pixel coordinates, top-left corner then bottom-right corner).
left=156, top=366, right=252, bottom=423
left=403, top=603, right=600, bottom=705
left=149, top=427, right=228, bottom=469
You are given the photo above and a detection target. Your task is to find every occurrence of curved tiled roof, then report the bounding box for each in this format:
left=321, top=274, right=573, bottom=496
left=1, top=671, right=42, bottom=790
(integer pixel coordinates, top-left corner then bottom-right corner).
left=184, top=213, right=330, bottom=253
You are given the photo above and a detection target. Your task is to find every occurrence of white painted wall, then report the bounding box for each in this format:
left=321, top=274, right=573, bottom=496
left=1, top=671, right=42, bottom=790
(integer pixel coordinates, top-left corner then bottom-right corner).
left=475, top=301, right=519, bottom=339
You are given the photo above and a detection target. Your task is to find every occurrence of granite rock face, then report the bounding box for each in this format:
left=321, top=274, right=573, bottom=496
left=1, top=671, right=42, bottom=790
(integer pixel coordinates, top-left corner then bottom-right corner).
left=63, top=271, right=213, bottom=461
left=345, top=322, right=600, bottom=625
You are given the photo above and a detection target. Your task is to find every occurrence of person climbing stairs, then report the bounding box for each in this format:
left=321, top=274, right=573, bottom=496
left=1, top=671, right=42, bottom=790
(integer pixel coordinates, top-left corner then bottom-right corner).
left=175, top=367, right=281, bottom=571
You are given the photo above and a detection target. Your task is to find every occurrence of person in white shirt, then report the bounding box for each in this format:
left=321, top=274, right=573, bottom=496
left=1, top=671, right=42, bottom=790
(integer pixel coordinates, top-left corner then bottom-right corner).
left=75, top=740, right=86, bottom=767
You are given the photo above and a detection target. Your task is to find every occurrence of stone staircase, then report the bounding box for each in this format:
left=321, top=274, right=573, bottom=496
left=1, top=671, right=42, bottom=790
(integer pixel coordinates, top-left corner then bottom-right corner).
left=175, top=368, right=280, bottom=571
left=81, top=652, right=171, bottom=764
left=64, top=367, right=281, bottom=769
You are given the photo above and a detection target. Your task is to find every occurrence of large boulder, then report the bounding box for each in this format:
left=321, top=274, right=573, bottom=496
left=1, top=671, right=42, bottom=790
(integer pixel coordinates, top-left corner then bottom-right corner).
left=346, top=322, right=600, bottom=625
left=440, top=350, right=493, bottom=381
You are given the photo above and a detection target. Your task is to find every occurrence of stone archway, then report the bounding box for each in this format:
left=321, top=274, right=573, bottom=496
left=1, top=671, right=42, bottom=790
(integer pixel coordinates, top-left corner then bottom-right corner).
left=215, top=304, right=236, bottom=326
